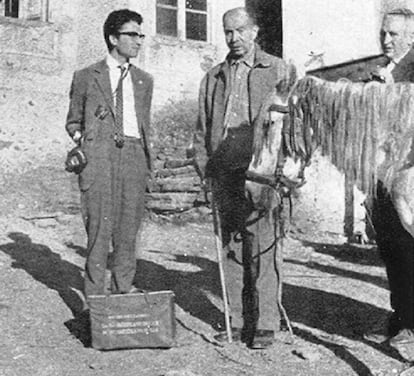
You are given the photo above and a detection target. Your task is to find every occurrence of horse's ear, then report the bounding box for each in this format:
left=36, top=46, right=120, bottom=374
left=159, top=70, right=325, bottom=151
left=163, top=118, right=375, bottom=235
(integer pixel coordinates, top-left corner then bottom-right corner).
left=287, top=61, right=297, bottom=89
left=275, top=61, right=298, bottom=96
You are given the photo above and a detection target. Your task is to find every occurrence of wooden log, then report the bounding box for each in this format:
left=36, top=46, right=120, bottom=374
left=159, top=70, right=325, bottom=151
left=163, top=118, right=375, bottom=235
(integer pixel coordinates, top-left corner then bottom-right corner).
left=156, top=165, right=198, bottom=178
left=164, top=158, right=195, bottom=169
left=145, top=192, right=198, bottom=212
left=151, top=176, right=201, bottom=193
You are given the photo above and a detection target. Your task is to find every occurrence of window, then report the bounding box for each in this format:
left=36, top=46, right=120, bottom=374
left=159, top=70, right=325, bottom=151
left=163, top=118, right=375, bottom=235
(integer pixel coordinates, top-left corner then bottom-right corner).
left=186, top=0, right=207, bottom=41
left=4, top=0, right=19, bottom=17
left=1, top=0, right=49, bottom=21
left=156, top=0, right=178, bottom=37
left=156, top=0, right=208, bottom=42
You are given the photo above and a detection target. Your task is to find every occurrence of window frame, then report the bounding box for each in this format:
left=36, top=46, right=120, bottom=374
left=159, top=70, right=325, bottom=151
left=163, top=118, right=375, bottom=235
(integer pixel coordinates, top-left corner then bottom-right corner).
left=1, top=0, right=50, bottom=22
left=155, top=0, right=211, bottom=43
left=185, top=0, right=208, bottom=42
left=156, top=0, right=179, bottom=38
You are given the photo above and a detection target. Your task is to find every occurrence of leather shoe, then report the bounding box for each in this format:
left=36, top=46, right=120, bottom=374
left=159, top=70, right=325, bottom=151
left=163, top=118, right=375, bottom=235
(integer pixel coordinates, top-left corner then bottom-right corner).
left=390, top=329, right=414, bottom=362
left=214, top=328, right=242, bottom=342
left=363, top=313, right=401, bottom=343
left=243, top=329, right=275, bottom=349
left=363, top=329, right=389, bottom=344
left=390, top=329, right=414, bottom=347
left=249, top=336, right=274, bottom=349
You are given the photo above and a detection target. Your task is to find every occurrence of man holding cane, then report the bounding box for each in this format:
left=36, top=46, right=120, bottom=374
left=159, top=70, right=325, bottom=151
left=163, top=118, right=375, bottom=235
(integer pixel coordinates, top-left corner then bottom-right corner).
left=194, top=7, right=291, bottom=348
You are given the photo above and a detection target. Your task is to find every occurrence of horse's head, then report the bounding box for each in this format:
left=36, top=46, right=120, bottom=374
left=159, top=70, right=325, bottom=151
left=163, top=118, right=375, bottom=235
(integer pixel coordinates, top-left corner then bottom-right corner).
left=245, top=64, right=307, bottom=209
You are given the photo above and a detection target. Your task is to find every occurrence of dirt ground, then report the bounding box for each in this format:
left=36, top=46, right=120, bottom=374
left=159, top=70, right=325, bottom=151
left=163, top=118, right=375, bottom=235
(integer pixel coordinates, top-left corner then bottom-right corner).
left=1, top=165, right=414, bottom=376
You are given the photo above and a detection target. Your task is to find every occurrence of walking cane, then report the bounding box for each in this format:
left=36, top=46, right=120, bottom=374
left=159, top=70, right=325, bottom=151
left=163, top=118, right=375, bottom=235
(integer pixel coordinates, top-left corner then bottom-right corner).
left=210, top=183, right=233, bottom=343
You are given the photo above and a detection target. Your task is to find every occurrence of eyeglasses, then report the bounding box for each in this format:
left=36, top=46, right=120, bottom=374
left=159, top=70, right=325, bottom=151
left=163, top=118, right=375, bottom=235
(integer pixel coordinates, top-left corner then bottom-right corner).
left=117, top=32, right=146, bottom=40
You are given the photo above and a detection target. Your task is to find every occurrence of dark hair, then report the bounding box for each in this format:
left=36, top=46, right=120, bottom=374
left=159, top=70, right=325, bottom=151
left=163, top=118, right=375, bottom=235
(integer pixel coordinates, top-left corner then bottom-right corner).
left=386, top=8, right=414, bottom=19
left=103, top=9, right=143, bottom=50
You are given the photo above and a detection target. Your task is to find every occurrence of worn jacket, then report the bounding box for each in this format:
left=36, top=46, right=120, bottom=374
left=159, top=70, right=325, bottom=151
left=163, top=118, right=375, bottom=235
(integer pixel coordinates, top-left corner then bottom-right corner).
left=391, top=48, right=414, bottom=83
left=195, top=47, right=290, bottom=173
left=66, top=59, right=153, bottom=191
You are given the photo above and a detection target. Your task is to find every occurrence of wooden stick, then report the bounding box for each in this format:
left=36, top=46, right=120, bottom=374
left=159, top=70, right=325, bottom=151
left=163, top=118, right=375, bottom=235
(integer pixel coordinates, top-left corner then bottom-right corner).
left=211, top=190, right=233, bottom=343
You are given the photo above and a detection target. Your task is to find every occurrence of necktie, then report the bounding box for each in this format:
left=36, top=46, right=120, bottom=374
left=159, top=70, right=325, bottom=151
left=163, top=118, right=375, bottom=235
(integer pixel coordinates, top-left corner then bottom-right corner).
left=114, top=65, right=128, bottom=147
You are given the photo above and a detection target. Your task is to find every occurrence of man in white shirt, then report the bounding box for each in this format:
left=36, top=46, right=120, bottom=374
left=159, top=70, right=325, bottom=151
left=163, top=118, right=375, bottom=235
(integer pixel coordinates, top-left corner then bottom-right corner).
left=66, top=9, right=153, bottom=299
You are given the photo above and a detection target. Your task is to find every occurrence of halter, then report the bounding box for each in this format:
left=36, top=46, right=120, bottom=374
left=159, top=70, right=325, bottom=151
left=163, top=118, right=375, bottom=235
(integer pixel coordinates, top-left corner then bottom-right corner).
left=245, top=102, right=306, bottom=194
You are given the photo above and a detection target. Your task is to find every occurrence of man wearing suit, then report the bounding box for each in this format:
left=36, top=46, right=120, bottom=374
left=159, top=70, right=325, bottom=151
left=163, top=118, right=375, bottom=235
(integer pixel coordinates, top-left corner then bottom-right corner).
left=367, top=8, right=414, bottom=356
left=66, top=9, right=153, bottom=298
left=195, top=7, right=292, bottom=348
left=375, top=8, right=414, bottom=83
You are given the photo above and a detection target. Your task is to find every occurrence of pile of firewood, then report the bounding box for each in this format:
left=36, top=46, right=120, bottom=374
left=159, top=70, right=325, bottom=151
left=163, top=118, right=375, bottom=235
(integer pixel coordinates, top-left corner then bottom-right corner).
left=146, top=157, right=206, bottom=213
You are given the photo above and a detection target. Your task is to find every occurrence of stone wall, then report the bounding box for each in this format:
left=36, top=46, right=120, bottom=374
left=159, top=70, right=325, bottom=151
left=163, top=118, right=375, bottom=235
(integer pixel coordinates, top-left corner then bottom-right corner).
left=0, top=1, right=81, bottom=177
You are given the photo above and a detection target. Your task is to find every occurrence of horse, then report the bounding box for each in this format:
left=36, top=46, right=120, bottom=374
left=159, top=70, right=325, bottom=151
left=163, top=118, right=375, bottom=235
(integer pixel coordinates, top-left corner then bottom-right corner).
left=283, top=76, right=414, bottom=353
left=245, top=73, right=414, bottom=341
left=246, top=63, right=307, bottom=212
left=243, top=63, right=306, bottom=337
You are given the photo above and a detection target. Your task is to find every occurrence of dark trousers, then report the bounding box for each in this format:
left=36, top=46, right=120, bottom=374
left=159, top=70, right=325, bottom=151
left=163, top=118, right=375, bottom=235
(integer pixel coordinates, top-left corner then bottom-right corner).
left=81, top=137, right=148, bottom=297
left=213, top=171, right=281, bottom=338
left=372, top=181, right=414, bottom=329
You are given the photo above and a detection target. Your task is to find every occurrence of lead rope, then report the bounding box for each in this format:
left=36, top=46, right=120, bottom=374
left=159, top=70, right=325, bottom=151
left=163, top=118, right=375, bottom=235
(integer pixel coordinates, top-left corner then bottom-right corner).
left=273, top=197, right=294, bottom=342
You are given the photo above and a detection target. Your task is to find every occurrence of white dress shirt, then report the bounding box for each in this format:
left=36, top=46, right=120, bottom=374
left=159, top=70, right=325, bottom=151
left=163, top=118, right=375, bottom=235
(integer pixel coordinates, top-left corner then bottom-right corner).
left=378, top=49, right=410, bottom=83
left=106, top=54, right=140, bottom=138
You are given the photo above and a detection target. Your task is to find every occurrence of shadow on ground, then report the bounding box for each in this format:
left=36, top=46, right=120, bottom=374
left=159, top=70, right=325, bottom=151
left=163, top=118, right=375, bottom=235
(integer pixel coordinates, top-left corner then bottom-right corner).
left=283, top=281, right=402, bottom=371
left=285, top=258, right=388, bottom=290
left=300, top=239, right=383, bottom=267
left=0, top=233, right=402, bottom=370
left=134, top=250, right=225, bottom=331
left=0, top=232, right=90, bottom=346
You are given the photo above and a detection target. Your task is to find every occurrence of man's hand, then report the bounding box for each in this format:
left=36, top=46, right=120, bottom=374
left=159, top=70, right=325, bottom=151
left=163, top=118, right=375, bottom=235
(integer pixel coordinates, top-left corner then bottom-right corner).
left=72, top=130, right=82, bottom=144
left=146, top=170, right=156, bottom=193
left=202, top=177, right=213, bottom=193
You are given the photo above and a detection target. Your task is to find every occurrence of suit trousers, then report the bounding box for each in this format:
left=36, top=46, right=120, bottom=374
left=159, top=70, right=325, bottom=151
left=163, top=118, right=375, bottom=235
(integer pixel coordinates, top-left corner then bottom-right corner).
left=81, top=137, right=148, bottom=297
left=372, top=181, right=414, bottom=329
left=213, top=171, right=281, bottom=338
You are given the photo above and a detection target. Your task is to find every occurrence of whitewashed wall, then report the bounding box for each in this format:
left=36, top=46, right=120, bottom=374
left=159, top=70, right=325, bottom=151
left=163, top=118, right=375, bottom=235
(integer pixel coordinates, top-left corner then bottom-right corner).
left=130, top=0, right=244, bottom=107
left=283, top=0, right=380, bottom=74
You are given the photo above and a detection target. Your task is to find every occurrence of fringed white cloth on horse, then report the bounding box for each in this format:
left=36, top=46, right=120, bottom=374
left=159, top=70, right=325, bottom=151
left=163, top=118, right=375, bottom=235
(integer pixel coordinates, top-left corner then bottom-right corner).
left=289, top=76, right=414, bottom=237
left=288, top=75, right=414, bottom=345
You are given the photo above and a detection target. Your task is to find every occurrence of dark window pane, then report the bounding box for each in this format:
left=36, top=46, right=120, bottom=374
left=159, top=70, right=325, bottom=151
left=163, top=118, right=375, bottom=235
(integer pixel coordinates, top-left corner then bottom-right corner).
left=186, top=0, right=206, bottom=11
left=157, top=7, right=178, bottom=37
left=186, top=12, right=207, bottom=41
left=157, top=0, right=177, bottom=6
left=5, top=0, right=19, bottom=18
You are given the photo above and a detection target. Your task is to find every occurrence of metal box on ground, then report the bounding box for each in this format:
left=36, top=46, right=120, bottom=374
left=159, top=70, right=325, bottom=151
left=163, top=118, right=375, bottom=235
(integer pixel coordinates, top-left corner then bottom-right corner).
left=88, top=290, right=176, bottom=350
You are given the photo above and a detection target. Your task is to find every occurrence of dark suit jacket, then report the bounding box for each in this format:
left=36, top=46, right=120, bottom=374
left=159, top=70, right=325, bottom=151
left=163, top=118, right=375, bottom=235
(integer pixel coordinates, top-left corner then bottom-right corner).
left=391, top=48, right=414, bottom=83
left=66, top=59, right=153, bottom=191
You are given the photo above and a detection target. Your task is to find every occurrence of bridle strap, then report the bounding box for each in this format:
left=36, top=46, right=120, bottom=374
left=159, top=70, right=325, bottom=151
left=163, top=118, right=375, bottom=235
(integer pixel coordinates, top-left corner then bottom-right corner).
left=245, top=170, right=306, bottom=192
left=269, top=103, right=289, bottom=114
